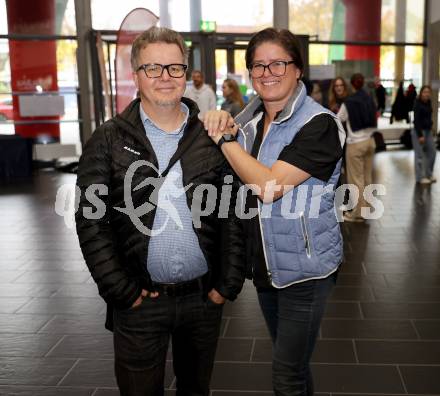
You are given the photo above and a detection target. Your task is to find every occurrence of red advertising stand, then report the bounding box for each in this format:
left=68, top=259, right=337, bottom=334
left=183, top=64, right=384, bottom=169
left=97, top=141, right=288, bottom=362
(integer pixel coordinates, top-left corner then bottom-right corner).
left=6, top=0, right=60, bottom=139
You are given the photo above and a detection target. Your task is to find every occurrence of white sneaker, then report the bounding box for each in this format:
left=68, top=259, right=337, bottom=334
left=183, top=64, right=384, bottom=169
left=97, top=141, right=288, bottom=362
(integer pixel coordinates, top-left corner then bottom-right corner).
left=418, top=178, right=432, bottom=184
left=429, top=176, right=437, bottom=183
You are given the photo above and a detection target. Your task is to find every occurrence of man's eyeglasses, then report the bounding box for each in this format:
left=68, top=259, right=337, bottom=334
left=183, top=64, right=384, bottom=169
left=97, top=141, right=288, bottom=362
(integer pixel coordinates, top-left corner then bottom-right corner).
left=249, top=60, right=296, bottom=78
left=136, top=63, right=188, bottom=78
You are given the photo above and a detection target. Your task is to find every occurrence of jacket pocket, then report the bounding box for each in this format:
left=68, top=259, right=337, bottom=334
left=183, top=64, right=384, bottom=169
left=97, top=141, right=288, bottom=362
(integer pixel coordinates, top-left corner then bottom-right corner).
left=299, top=212, right=312, bottom=258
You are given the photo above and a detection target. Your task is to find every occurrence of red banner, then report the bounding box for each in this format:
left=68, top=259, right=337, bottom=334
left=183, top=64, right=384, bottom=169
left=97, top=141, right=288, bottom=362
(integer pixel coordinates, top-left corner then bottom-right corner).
left=343, top=0, right=381, bottom=76
left=6, top=0, right=59, bottom=139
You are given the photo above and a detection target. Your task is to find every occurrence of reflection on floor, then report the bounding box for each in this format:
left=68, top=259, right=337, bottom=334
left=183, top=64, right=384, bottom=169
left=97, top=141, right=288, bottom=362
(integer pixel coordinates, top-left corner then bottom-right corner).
left=0, top=149, right=439, bottom=396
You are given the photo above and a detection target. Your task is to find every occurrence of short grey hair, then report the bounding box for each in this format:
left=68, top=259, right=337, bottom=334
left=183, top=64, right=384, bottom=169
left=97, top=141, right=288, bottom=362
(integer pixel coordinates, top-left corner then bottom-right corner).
left=130, top=26, right=188, bottom=71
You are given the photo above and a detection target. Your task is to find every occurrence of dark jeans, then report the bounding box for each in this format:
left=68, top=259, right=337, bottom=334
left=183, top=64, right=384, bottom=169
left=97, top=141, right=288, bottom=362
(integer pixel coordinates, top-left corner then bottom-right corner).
left=113, top=291, right=223, bottom=396
left=257, top=272, right=337, bottom=396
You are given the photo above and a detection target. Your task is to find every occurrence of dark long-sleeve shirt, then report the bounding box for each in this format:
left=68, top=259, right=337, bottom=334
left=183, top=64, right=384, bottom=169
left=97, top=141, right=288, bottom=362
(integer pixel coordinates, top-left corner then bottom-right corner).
left=413, top=99, right=433, bottom=137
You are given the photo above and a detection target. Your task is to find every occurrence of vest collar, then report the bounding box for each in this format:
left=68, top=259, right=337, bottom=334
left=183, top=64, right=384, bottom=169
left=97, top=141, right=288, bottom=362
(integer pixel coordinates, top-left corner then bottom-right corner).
left=235, top=80, right=307, bottom=128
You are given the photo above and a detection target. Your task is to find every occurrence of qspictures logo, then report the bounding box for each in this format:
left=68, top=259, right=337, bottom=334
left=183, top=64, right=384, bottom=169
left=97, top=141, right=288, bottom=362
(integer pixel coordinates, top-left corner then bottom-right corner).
left=55, top=160, right=386, bottom=235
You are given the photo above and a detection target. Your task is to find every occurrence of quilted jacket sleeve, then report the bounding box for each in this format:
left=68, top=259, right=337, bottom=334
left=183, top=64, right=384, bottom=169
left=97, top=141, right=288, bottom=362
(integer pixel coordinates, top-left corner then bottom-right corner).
left=214, top=164, right=246, bottom=301
left=75, top=124, right=141, bottom=309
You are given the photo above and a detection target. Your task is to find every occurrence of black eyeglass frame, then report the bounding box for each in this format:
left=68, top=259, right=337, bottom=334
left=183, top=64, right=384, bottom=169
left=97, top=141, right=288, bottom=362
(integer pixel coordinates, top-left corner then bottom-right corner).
left=249, top=60, right=296, bottom=78
left=136, top=63, right=188, bottom=78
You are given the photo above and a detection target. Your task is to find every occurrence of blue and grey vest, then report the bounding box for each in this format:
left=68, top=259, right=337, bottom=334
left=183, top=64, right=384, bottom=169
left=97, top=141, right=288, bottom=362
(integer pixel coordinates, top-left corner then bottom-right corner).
left=235, top=81, right=345, bottom=288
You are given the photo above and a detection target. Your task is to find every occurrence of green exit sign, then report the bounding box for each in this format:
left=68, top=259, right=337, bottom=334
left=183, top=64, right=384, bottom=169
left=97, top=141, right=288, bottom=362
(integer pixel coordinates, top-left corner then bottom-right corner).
left=200, top=20, right=216, bottom=32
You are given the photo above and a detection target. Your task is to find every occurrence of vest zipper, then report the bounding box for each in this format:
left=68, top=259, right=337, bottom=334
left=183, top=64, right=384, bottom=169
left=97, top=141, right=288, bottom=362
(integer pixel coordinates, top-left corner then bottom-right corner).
left=299, top=212, right=312, bottom=258
left=256, top=121, right=274, bottom=286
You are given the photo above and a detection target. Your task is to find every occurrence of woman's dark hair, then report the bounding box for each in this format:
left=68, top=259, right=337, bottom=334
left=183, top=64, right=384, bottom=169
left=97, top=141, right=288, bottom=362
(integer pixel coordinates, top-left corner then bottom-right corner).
left=350, top=73, right=365, bottom=90
left=418, top=85, right=431, bottom=100
left=245, top=28, right=304, bottom=75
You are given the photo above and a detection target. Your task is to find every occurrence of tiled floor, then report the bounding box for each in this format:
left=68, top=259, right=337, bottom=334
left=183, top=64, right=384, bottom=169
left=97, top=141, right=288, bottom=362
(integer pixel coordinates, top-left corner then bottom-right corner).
left=0, top=148, right=439, bottom=396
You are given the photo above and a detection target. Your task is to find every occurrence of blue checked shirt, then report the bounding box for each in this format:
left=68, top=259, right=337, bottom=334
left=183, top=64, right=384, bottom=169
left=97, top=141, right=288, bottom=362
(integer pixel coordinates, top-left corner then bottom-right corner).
left=140, top=104, right=208, bottom=283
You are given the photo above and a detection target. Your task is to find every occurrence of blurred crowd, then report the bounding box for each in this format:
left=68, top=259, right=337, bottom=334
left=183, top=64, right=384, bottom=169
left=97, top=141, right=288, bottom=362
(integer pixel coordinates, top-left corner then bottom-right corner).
left=304, top=74, right=437, bottom=219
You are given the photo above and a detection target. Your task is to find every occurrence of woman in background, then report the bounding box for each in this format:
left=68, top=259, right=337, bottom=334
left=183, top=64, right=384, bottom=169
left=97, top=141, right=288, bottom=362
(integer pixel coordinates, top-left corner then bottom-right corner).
left=328, top=77, right=349, bottom=114
left=310, top=82, right=323, bottom=104
left=221, top=78, right=245, bottom=117
left=412, top=85, right=437, bottom=184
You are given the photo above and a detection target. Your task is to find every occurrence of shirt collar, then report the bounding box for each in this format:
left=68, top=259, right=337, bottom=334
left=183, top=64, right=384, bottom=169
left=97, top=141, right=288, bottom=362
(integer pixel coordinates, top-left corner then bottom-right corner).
left=139, top=102, right=189, bottom=136
left=252, top=102, right=283, bottom=120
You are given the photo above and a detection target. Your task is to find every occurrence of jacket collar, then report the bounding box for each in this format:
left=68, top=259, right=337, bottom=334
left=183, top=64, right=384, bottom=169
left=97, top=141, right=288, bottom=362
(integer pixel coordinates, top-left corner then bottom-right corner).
left=113, top=97, right=204, bottom=176
left=114, top=97, right=200, bottom=144
left=139, top=102, right=189, bottom=135
left=235, top=80, right=307, bottom=128
left=118, top=96, right=199, bottom=125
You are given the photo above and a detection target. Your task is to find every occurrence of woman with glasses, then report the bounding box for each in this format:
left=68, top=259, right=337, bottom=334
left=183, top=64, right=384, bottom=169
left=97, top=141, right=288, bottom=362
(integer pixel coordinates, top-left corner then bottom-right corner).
left=203, top=28, right=345, bottom=396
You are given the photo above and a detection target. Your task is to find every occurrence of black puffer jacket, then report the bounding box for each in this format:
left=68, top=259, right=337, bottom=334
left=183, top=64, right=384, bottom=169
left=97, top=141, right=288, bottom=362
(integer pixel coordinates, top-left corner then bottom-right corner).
left=75, top=98, right=245, bottom=330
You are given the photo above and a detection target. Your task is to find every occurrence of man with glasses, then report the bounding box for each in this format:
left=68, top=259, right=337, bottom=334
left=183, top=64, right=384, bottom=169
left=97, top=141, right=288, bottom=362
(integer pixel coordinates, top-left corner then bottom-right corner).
left=75, top=26, right=245, bottom=396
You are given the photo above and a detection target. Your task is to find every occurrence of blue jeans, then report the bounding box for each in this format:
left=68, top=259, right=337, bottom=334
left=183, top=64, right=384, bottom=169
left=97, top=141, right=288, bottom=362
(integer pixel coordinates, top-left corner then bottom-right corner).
left=113, top=291, right=223, bottom=396
left=257, top=272, right=337, bottom=396
left=411, top=129, right=437, bottom=181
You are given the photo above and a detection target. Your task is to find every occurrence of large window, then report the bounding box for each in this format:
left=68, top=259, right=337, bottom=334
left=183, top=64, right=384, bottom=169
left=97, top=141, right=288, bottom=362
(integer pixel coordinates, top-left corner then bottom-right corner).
left=289, top=0, right=425, bottom=43
left=201, top=0, right=272, bottom=33
left=289, top=0, right=334, bottom=40
left=92, top=0, right=192, bottom=31
left=91, top=0, right=272, bottom=33
left=381, top=0, right=425, bottom=43
left=0, top=1, right=7, bottom=35
left=298, top=0, right=426, bottom=107
left=91, top=0, right=159, bottom=30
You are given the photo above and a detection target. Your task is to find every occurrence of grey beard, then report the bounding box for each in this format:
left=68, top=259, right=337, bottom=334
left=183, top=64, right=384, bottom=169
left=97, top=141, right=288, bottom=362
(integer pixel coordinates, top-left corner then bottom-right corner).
left=154, top=98, right=180, bottom=107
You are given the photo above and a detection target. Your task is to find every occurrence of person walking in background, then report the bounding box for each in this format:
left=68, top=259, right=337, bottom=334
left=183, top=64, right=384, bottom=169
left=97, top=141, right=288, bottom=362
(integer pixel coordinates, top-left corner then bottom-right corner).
left=337, top=73, right=377, bottom=222
left=328, top=76, right=349, bottom=114
left=390, top=81, right=410, bottom=124
left=412, top=85, right=437, bottom=184
left=76, top=27, right=245, bottom=396
left=405, top=82, right=417, bottom=116
left=203, top=27, right=345, bottom=396
left=374, top=77, right=386, bottom=115
left=220, top=78, right=245, bottom=117
left=184, top=69, right=217, bottom=119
